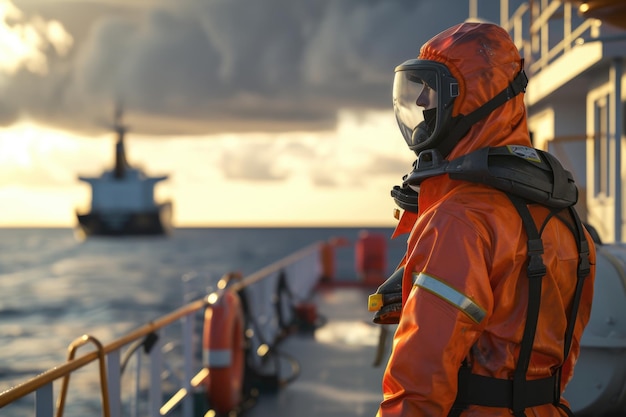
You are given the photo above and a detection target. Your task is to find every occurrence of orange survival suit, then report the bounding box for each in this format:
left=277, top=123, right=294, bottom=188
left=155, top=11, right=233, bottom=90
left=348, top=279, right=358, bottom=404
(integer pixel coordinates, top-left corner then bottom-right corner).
left=377, top=23, right=596, bottom=417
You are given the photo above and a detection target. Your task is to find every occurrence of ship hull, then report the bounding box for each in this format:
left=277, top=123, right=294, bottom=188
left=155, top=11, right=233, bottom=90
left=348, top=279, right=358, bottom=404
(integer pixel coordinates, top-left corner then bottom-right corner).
left=76, top=202, right=173, bottom=237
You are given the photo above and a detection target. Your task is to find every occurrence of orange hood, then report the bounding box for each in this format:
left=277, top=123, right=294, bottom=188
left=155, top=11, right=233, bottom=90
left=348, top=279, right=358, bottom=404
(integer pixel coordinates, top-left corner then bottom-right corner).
left=419, top=22, right=531, bottom=159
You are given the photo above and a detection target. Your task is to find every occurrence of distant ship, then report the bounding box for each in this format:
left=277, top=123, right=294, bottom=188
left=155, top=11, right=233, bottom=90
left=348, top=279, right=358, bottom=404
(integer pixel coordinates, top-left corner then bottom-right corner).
left=75, top=109, right=173, bottom=237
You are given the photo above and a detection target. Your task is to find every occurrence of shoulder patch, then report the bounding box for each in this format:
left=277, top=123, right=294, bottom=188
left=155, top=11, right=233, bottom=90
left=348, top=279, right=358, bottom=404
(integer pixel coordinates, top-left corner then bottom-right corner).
left=506, top=145, right=541, bottom=163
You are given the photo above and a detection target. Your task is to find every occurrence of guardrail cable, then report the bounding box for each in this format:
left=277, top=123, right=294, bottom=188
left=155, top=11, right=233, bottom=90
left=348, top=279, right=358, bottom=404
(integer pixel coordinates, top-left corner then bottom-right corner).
left=238, top=282, right=302, bottom=394
left=120, top=332, right=160, bottom=375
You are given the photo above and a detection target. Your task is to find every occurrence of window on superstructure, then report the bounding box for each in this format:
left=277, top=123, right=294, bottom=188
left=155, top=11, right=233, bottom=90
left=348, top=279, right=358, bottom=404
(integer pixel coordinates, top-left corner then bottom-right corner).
left=594, top=97, right=610, bottom=197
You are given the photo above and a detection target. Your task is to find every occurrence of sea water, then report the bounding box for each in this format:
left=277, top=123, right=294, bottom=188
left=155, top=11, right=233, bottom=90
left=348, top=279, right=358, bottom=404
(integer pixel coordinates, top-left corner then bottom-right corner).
left=0, top=227, right=404, bottom=416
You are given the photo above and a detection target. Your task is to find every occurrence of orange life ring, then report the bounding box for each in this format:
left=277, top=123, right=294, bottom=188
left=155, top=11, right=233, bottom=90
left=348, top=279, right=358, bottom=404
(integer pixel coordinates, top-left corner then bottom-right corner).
left=203, top=290, right=245, bottom=414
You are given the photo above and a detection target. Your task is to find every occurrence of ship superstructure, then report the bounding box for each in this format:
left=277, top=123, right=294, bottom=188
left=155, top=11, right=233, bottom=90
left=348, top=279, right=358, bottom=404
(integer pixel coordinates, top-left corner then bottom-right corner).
left=76, top=110, right=172, bottom=236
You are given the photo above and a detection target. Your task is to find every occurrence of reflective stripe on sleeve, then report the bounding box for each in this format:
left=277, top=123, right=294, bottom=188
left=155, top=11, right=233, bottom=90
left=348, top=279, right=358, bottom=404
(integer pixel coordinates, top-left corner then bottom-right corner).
left=413, top=273, right=486, bottom=324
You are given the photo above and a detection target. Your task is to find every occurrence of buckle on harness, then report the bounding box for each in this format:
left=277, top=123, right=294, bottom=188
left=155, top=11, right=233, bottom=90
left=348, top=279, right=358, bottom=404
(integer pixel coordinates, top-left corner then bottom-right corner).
left=508, top=70, right=528, bottom=98
left=527, top=238, right=546, bottom=279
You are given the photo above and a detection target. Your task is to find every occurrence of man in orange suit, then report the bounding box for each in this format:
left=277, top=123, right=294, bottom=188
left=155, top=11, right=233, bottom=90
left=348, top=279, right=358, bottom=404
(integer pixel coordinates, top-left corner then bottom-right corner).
left=377, top=22, right=596, bottom=417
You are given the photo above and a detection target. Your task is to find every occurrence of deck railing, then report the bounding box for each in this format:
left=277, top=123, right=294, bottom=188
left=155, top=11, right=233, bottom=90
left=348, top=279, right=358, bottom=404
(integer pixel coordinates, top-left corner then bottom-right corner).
left=0, top=240, right=327, bottom=417
left=469, top=0, right=602, bottom=76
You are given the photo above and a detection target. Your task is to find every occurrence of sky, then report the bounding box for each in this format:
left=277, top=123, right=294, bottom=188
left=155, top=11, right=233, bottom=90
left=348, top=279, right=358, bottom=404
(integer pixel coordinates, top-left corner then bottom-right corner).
left=0, top=0, right=472, bottom=227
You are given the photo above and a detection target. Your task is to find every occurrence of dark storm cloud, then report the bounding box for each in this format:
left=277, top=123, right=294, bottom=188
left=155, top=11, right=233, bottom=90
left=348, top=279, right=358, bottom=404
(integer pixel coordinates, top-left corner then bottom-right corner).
left=3, top=0, right=468, bottom=136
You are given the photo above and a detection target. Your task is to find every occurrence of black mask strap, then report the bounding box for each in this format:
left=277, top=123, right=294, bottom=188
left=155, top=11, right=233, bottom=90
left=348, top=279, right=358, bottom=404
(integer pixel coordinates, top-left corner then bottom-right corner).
left=437, top=68, right=528, bottom=158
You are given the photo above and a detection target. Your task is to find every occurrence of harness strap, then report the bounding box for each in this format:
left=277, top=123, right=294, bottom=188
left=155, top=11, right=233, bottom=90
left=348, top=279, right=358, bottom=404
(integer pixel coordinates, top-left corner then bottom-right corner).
left=551, top=206, right=590, bottom=417
left=508, top=195, right=547, bottom=417
left=449, top=199, right=592, bottom=417
left=438, top=69, right=528, bottom=158
left=450, top=195, right=549, bottom=417
left=454, top=370, right=556, bottom=408
left=563, top=206, right=591, bottom=360
left=450, top=195, right=589, bottom=417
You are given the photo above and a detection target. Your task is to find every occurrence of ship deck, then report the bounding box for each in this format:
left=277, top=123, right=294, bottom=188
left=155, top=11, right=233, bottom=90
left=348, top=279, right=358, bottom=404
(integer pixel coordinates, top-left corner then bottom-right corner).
left=233, top=283, right=388, bottom=417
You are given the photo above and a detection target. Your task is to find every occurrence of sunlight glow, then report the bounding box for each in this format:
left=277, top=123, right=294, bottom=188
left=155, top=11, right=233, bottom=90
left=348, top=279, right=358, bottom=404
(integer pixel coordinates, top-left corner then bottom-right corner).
left=0, top=135, right=32, bottom=167
left=0, top=111, right=412, bottom=228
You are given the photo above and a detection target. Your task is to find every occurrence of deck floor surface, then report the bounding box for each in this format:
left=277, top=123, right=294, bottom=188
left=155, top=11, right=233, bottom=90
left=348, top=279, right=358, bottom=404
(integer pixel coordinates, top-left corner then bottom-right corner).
left=241, top=284, right=389, bottom=417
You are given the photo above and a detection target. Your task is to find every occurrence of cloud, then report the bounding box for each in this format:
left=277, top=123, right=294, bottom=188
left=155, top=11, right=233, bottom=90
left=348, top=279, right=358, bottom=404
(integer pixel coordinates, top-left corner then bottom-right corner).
left=0, top=2, right=72, bottom=76
left=218, top=140, right=289, bottom=181
left=1, top=0, right=468, bottom=137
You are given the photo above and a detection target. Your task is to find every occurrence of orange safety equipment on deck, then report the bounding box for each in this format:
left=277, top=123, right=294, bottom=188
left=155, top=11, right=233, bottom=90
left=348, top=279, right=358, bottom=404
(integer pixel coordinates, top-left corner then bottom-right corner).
left=203, top=290, right=245, bottom=415
left=320, top=242, right=336, bottom=282
left=378, top=22, right=596, bottom=417
left=355, top=231, right=387, bottom=286
left=295, top=301, right=318, bottom=327
left=320, top=237, right=350, bottom=282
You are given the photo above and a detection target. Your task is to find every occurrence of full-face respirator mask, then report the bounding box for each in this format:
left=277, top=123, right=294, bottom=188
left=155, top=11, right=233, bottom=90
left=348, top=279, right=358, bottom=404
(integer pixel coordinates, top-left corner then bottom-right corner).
left=393, top=59, right=459, bottom=157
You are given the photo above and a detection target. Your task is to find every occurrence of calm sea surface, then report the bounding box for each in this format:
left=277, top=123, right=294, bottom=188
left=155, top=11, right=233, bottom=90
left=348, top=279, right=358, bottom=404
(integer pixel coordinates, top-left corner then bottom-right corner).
left=0, top=227, right=404, bottom=416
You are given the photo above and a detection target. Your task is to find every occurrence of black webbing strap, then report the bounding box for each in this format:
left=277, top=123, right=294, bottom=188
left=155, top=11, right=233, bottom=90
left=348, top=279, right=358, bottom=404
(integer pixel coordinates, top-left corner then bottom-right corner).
left=438, top=69, right=528, bottom=158
left=563, top=206, right=591, bottom=360
left=508, top=195, right=547, bottom=417
left=552, top=206, right=591, bottom=417
left=453, top=370, right=556, bottom=408
left=448, top=361, right=470, bottom=417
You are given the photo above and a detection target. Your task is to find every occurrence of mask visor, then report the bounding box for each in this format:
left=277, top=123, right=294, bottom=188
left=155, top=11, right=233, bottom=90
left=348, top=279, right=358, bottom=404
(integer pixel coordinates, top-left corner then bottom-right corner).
left=393, top=69, right=440, bottom=151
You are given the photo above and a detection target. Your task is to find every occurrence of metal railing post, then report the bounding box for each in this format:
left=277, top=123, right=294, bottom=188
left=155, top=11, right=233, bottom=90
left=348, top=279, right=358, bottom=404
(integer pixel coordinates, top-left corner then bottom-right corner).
left=106, top=349, right=122, bottom=417
left=148, top=330, right=163, bottom=417
left=182, top=313, right=195, bottom=417
left=56, top=335, right=110, bottom=417
left=35, top=384, right=54, bottom=417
